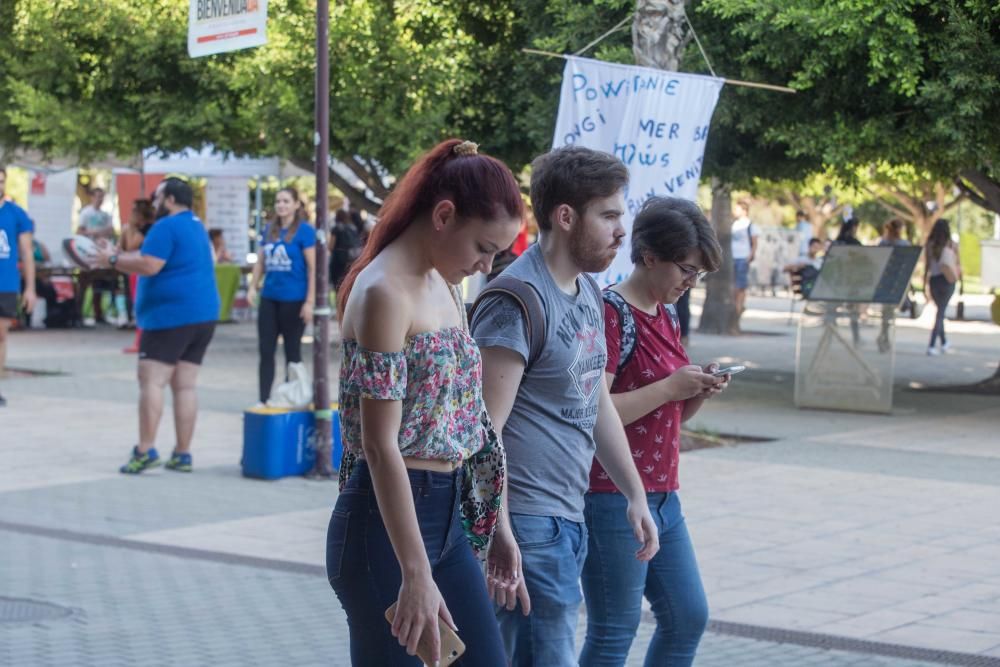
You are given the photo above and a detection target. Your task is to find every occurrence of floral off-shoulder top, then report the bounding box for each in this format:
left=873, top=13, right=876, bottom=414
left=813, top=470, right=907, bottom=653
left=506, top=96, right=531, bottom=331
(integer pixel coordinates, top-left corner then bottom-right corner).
left=339, top=326, right=486, bottom=465
left=336, top=287, right=506, bottom=558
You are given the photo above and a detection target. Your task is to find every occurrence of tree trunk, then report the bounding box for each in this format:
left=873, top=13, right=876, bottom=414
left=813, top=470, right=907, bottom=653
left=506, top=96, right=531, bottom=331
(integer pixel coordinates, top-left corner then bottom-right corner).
left=782, top=189, right=842, bottom=240
left=868, top=180, right=962, bottom=241
left=698, top=179, right=738, bottom=334
left=633, top=0, right=692, bottom=71
left=630, top=1, right=743, bottom=335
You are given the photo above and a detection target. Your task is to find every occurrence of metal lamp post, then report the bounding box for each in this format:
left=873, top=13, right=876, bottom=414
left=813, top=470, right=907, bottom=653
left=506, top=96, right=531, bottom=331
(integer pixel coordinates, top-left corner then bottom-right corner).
left=309, top=0, right=335, bottom=478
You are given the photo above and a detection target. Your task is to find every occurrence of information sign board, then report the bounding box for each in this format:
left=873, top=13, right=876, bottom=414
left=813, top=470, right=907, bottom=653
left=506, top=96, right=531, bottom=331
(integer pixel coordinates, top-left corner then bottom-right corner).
left=808, top=245, right=921, bottom=305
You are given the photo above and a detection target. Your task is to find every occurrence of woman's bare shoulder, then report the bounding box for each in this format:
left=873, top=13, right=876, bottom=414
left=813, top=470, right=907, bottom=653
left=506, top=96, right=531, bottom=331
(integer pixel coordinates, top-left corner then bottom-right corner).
left=343, top=265, right=414, bottom=351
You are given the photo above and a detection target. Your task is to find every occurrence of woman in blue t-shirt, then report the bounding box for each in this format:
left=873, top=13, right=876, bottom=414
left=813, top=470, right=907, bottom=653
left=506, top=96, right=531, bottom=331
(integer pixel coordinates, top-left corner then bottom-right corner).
left=248, top=187, right=316, bottom=403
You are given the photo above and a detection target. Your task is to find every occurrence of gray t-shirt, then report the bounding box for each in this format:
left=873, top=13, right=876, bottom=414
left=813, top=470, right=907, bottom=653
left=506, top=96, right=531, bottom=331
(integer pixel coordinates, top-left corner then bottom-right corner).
left=472, top=244, right=606, bottom=522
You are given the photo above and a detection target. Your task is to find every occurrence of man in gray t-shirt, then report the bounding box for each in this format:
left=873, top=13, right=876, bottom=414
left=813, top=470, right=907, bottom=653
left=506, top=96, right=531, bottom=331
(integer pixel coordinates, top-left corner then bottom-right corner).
left=473, top=146, right=659, bottom=667
left=473, top=243, right=606, bottom=521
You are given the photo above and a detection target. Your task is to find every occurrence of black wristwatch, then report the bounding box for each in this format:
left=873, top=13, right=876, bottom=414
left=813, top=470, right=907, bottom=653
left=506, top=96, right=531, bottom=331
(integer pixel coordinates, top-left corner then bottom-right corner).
left=109, top=254, right=119, bottom=268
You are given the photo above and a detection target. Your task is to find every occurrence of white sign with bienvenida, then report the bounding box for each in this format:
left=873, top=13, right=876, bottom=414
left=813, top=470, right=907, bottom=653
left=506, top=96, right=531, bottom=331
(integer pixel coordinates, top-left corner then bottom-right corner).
left=552, top=56, right=724, bottom=286
left=188, top=0, right=268, bottom=58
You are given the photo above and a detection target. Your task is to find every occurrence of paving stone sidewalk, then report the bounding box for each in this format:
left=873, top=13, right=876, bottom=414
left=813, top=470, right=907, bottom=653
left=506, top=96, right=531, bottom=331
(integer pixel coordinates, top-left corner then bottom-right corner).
left=0, top=530, right=946, bottom=667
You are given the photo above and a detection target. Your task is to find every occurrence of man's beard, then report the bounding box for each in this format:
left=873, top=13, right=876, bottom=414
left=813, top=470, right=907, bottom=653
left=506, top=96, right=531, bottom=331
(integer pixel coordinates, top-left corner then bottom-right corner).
left=569, top=224, right=618, bottom=274
left=155, top=203, right=171, bottom=220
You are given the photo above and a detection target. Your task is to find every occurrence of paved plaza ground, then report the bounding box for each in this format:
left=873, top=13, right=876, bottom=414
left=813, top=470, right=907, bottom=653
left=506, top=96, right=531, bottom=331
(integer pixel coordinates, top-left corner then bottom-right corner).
left=1, top=290, right=998, bottom=666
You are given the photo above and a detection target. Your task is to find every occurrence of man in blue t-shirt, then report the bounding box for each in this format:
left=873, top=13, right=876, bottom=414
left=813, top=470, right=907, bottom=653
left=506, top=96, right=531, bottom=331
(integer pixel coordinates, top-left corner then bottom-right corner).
left=92, top=178, right=220, bottom=474
left=0, top=167, right=38, bottom=408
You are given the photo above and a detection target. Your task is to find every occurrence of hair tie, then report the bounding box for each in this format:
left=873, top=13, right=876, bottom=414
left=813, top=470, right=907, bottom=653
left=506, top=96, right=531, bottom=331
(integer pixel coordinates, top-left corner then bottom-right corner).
left=453, top=141, right=479, bottom=157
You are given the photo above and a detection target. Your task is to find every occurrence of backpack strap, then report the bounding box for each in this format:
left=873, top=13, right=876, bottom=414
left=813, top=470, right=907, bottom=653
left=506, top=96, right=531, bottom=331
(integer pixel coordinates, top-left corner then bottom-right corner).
left=602, top=288, right=637, bottom=377
left=581, top=272, right=603, bottom=305
left=664, top=303, right=680, bottom=336
left=469, top=275, right=546, bottom=372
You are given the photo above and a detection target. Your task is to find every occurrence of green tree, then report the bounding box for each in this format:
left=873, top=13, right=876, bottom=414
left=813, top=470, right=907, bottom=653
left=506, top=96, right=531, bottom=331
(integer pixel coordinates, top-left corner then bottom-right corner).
left=699, top=0, right=1000, bottom=217
left=0, top=1, right=540, bottom=212
left=699, top=0, right=1000, bottom=387
left=239, top=0, right=498, bottom=212
left=2, top=0, right=257, bottom=161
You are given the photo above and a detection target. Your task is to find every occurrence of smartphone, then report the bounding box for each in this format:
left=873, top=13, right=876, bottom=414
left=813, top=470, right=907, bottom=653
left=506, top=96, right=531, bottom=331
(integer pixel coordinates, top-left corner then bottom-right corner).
left=385, top=602, right=466, bottom=666
left=711, top=364, right=746, bottom=377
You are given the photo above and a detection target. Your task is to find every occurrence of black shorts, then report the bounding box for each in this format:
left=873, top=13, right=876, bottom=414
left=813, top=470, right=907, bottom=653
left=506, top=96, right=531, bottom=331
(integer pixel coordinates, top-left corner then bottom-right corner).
left=0, top=292, right=17, bottom=319
left=139, top=322, right=216, bottom=366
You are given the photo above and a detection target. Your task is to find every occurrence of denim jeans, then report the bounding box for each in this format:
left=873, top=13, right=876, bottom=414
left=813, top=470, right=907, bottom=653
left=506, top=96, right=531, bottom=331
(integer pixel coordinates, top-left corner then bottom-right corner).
left=928, top=275, right=955, bottom=348
left=327, top=462, right=507, bottom=666
left=580, top=492, right=708, bottom=667
left=497, top=513, right=588, bottom=667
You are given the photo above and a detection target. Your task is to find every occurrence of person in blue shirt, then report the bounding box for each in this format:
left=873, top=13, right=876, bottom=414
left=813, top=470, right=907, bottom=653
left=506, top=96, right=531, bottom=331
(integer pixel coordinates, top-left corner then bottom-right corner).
left=247, top=187, right=316, bottom=404
left=92, top=177, right=220, bottom=474
left=0, top=167, right=38, bottom=407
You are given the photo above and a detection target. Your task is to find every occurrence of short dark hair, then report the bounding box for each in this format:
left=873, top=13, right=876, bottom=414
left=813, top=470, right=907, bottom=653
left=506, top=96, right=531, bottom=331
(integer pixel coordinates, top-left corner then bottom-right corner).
left=529, top=146, right=628, bottom=231
left=796, top=210, right=806, bottom=218
left=809, top=237, right=823, bottom=246
left=91, top=187, right=105, bottom=196
left=160, top=177, right=194, bottom=208
left=630, top=197, right=722, bottom=272
left=208, top=228, right=223, bottom=241
left=0, top=166, right=6, bottom=176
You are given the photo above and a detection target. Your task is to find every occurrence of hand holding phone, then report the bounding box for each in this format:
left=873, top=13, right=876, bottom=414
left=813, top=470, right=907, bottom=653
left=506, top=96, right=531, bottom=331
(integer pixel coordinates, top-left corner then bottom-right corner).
left=386, top=602, right=466, bottom=666
left=711, top=364, right=746, bottom=378
left=666, top=365, right=720, bottom=401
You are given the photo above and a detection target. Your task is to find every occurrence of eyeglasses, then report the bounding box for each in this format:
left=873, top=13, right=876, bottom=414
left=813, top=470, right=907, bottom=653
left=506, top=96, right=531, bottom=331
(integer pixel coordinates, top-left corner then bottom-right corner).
left=673, top=261, right=708, bottom=282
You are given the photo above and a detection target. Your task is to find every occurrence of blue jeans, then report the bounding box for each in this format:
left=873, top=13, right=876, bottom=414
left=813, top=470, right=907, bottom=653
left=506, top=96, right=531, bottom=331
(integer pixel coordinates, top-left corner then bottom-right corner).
left=497, top=513, right=588, bottom=666
left=928, top=275, right=955, bottom=348
left=580, top=492, right=708, bottom=667
left=327, top=462, right=507, bottom=666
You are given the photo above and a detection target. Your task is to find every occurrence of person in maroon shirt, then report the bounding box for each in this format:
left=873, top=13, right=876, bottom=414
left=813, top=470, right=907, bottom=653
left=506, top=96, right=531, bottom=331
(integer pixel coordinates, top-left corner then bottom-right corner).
left=581, top=197, right=728, bottom=667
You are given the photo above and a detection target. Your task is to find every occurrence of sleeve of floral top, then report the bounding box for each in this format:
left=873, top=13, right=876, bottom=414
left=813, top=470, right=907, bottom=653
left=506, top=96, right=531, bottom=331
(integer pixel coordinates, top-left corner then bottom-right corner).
left=345, top=348, right=407, bottom=400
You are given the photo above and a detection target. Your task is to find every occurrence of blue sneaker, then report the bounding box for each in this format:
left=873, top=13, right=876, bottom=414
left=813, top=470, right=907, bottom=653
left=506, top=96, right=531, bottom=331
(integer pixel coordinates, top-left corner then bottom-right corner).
left=120, top=446, right=161, bottom=474
left=164, top=451, right=192, bottom=473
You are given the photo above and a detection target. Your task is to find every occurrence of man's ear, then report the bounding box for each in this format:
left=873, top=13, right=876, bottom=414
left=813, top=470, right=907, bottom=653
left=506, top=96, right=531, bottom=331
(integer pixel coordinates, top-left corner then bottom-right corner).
left=552, top=203, right=577, bottom=232
left=430, top=200, right=457, bottom=232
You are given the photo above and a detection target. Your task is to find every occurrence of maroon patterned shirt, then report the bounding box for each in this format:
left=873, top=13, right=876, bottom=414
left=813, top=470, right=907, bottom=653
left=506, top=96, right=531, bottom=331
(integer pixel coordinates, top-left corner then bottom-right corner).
left=589, top=297, right=688, bottom=494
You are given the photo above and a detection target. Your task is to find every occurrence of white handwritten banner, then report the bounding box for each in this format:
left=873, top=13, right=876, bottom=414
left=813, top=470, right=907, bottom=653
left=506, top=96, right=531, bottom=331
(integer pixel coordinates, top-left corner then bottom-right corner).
left=552, top=56, right=724, bottom=286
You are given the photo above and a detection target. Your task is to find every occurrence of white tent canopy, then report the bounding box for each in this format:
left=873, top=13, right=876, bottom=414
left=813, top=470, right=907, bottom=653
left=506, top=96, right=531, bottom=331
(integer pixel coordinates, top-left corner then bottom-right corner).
left=136, top=146, right=313, bottom=179
left=4, top=148, right=141, bottom=172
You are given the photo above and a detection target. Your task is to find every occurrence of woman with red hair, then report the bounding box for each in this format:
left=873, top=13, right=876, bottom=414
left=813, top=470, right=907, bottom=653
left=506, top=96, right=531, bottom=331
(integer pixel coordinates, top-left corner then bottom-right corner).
left=328, top=139, right=524, bottom=665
